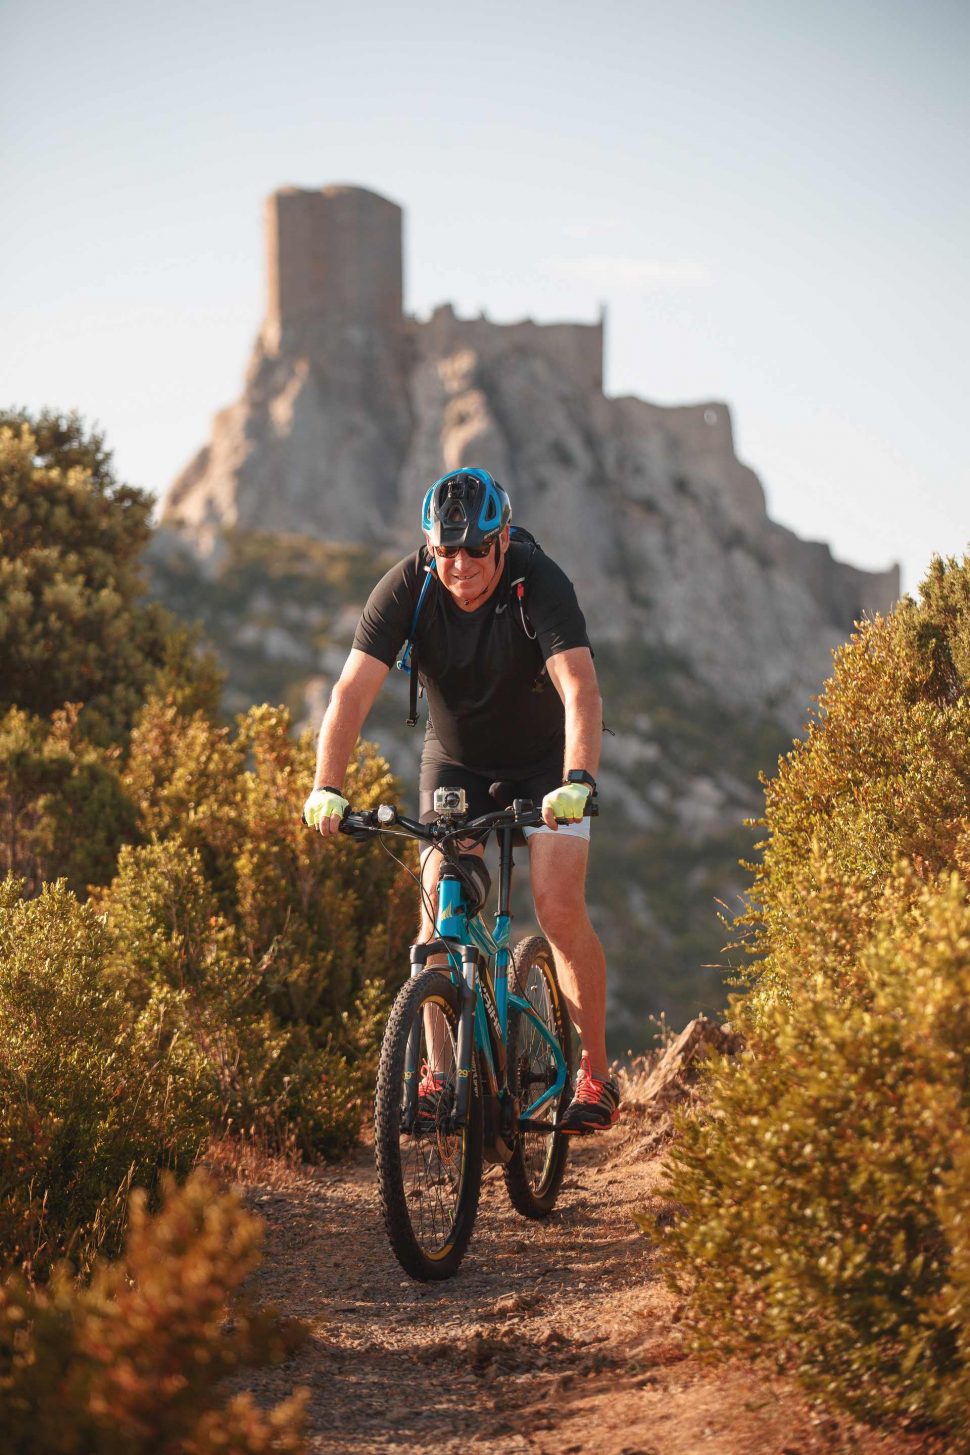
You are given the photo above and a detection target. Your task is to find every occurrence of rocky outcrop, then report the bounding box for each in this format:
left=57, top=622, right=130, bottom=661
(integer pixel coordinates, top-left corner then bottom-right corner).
left=166, top=187, right=412, bottom=546
left=163, top=184, right=898, bottom=729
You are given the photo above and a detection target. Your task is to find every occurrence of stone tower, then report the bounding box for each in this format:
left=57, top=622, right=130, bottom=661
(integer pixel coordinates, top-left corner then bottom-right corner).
left=263, top=185, right=404, bottom=349
left=165, top=183, right=412, bottom=544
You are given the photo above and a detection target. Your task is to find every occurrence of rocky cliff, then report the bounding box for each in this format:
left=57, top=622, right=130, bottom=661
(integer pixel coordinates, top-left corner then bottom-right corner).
left=156, top=184, right=901, bottom=1043
left=164, top=184, right=898, bottom=728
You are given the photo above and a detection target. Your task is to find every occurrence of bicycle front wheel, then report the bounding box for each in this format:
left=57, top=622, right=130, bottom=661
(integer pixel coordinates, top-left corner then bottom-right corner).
left=504, top=935, right=572, bottom=1218
left=374, top=970, right=483, bottom=1280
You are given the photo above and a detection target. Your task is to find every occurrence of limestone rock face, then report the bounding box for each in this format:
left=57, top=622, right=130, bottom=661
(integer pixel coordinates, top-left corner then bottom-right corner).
left=163, top=185, right=899, bottom=727
left=167, top=327, right=411, bottom=545
left=166, top=186, right=412, bottom=546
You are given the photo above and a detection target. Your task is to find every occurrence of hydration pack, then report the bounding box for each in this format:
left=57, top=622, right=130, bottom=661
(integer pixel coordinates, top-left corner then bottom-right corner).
left=396, top=526, right=542, bottom=726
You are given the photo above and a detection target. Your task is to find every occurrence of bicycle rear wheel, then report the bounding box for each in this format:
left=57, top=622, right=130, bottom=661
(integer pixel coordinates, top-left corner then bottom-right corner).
left=504, top=935, right=572, bottom=1218
left=374, top=970, right=483, bottom=1280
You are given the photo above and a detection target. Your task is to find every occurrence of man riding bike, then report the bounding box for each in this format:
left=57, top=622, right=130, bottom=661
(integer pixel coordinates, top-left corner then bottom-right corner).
left=304, top=467, right=619, bottom=1134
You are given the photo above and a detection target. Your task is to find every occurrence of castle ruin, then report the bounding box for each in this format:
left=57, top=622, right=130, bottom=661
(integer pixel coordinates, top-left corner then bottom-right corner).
left=163, top=182, right=899, bottom=724
left=259, top=184, right=604, bottom=392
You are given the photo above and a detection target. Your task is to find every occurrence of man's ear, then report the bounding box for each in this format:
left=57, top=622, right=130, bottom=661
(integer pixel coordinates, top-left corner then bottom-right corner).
left=499, top=525, right=511, bottom=553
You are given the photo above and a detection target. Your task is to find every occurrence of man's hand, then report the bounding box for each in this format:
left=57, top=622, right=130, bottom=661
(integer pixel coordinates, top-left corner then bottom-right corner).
left=541, top=781, right=591, bottom=830
left=304, top=787, right=349, bottom=836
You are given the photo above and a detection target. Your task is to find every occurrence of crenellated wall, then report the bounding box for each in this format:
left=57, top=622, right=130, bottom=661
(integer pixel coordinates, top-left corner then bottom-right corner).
left=415, top=303, right=604, bottom=397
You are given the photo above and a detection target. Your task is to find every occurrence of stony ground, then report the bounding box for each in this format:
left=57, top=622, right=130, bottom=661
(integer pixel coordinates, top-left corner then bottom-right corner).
left=239, top=1102, right=950, bottom=1455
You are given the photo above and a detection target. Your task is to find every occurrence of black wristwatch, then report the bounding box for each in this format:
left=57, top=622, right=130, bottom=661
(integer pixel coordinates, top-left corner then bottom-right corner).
left=565, top=769, right=597, bottom=793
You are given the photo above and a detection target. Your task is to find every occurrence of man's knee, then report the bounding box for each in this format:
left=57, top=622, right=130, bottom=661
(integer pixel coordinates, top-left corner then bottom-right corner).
left=534, top=892, right=590, bottom=943
left=531, top=859, right=591, bottom=943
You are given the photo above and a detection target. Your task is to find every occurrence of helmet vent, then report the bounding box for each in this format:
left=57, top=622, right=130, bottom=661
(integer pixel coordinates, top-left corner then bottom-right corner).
left=424, top=467, right=511, bottom=549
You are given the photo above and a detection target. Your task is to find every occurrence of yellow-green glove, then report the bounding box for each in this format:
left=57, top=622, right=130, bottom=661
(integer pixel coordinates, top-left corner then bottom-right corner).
left=541, top=781, right=591, bottom=827
left=303, top=786, right=349, bottom=832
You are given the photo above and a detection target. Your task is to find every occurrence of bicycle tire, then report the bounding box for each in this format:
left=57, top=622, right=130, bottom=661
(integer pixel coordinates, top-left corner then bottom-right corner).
left=503, top=935, right=572, bottom=1218
left=374, top=970, right=483, bottom=1280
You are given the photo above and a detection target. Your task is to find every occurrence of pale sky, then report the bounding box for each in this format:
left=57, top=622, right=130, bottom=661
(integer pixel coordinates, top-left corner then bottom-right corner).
left=2, top=0, right=966, bottom=593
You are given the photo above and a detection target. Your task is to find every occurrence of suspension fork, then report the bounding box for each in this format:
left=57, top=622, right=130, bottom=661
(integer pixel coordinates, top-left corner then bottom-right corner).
left=402, top=938, right=480, bottom=1129
left=400, top=943, right=430, bottom=1130
left=453, top=946, right=479, bottom=1125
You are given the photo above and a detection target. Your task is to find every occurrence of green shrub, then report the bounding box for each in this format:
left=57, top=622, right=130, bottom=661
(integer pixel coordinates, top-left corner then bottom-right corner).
left=0, top=412, right=218, bottom=746
left=738, top=556, right=970, bottom=1019
left=0, top=407, right=420, bottom=1308
left=232, top=705, right=415, bottom=1028
left=665, top=872, right=970, bottom=1434
left=663, top=555, right=970, bottom=1442
left=122, top=696, right=245, bottom=908
left=0, top=696, right=415, bottom=1270
left=0, top=1171, right=307, bottom=1454
left=101, top=834, right=367, bottom=1160
left=123, top=696, right=416, bottom=1024
left=0, top=705, right=137, bottom=896
left=0, top=879, right=215, bottom=1273
left=114, top=698, right=417, bottom=1159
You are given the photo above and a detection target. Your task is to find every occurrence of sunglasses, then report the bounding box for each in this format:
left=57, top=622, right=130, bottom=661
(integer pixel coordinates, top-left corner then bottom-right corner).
left=433, top=542, right=494, bottom=560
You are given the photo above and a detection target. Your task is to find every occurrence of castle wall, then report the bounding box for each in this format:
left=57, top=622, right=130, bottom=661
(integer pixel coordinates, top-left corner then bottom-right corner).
left=265, top=186, right=403, bottom=343
left=417, top=304, right=603, bottom=396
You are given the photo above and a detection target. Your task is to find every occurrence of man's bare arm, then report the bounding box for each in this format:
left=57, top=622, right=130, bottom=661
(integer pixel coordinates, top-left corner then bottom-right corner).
left=313, top=649, right=390, bottom=790
left=545, top=647, right=603, bottom=780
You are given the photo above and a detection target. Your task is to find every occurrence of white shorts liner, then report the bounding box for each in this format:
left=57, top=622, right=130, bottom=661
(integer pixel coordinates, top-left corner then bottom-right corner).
left=522, top=818, right=591, bottom=841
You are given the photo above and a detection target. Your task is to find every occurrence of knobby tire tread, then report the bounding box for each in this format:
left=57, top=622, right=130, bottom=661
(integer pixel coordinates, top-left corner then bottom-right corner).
left=374, top=970, right=483, bottom=1281
left=503, top=935, right=572, bottom=1218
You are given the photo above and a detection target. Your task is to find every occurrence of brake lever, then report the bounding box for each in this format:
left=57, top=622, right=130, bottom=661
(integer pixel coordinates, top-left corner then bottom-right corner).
left=301, top=806, right=373, bottom=837
left=339, top=810, right=378, bottom=840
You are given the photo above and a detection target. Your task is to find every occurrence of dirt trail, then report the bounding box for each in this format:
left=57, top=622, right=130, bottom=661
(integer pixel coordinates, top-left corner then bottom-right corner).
left=242, top=1116, right=945, bottom=1455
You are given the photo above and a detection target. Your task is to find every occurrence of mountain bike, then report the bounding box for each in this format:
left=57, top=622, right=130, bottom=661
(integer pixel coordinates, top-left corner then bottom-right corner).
left=337, top=786, right=596, bottom=1281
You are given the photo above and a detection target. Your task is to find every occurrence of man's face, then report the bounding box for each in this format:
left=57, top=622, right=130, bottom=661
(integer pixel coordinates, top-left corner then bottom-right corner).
left=428, top=525, right=510, bottom=607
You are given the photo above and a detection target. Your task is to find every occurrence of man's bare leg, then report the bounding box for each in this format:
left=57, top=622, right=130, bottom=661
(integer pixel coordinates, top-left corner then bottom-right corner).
left=527, top=834, right=609, bottom=1079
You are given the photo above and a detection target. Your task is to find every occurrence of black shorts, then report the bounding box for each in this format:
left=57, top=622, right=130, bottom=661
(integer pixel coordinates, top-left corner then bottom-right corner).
left=418, top=750, right=589, bottom=841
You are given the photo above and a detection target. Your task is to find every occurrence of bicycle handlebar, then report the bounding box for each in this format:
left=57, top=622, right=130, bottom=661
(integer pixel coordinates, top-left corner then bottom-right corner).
left=303, top=794, right=598, bottom=844
left=342, top=794, right=597, bottom=842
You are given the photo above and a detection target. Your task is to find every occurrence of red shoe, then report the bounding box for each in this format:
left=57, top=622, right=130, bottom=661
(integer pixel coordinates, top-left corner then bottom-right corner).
left=559, top=1053, right=620, bottom=1134
left=416, top=1065, right=453, bottom=1126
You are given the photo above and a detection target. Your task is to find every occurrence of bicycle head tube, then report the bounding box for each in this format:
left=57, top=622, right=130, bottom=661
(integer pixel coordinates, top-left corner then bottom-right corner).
left=436, top=869, right=468, bottom=941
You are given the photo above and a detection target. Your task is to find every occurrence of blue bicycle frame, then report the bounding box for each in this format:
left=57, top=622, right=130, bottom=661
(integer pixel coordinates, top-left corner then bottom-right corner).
left=406, top=826, right=569, bottom=1137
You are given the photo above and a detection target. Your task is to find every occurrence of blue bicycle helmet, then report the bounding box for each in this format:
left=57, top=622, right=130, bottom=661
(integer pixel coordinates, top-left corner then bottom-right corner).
left=421, top=467, right=511, bottom=550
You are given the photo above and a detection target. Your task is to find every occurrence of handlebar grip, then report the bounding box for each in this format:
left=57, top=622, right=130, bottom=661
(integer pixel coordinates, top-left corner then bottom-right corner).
left=302, top=805, right=355, bottom=830
left=339, top=811, right=375, bottom=840
left=551, top=792, right=599, bottom=826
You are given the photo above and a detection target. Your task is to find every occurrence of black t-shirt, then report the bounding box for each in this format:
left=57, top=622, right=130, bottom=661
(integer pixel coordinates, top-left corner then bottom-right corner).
left=353, top=541, right=590, bottom=772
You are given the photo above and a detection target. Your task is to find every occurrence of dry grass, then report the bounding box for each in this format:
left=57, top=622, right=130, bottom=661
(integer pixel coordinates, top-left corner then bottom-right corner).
left=204, top=1131, right=307, bottom=1194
